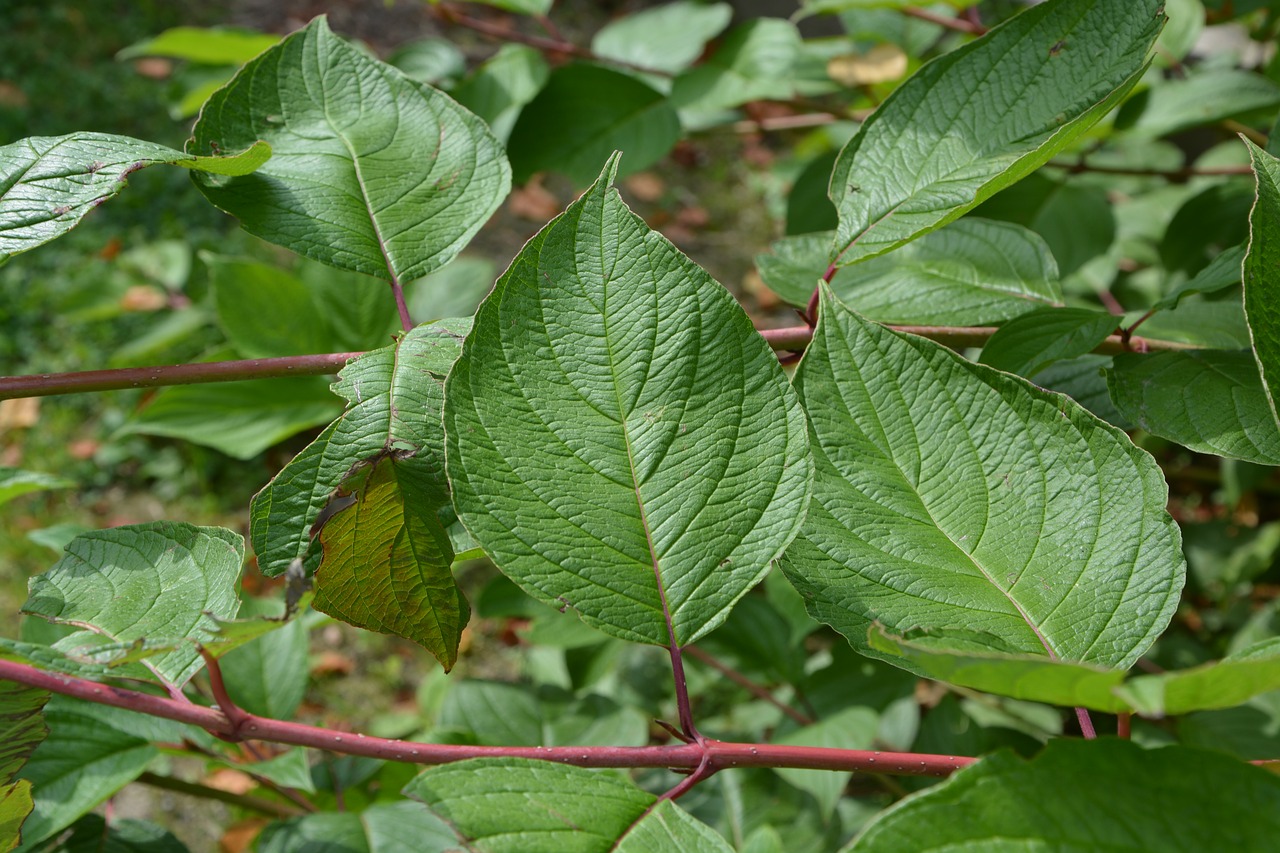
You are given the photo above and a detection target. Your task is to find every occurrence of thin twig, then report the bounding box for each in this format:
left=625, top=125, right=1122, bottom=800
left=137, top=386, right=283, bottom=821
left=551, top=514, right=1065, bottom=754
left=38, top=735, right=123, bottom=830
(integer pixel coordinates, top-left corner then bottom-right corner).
left=902, top=6, right=987, bottom=35
left=391, top=279, right=413, bottom=332
left=1075, top=707, right=1098, bottom=740
left=0, top=352, right=359, bottom=400
left=1117, top=712, right=1132, bottom=740
left=685, top=645, right=814, bottom=726
left=135, top=772, right=304, bottom=819
left=433, top=2, right=672, bottom=78
left=0, top=656, right=973, bottom=777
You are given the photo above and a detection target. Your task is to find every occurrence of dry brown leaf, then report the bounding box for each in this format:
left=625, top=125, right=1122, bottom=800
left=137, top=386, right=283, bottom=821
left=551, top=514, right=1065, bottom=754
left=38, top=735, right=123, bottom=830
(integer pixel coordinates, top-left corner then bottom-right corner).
left=0, top=398, right=40, bottom=430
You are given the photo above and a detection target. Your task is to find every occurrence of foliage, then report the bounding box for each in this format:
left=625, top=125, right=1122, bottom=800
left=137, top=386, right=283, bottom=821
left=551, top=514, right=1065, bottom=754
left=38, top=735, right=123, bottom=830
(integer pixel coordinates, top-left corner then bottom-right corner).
left=5, top=1, right=1280, bottom=850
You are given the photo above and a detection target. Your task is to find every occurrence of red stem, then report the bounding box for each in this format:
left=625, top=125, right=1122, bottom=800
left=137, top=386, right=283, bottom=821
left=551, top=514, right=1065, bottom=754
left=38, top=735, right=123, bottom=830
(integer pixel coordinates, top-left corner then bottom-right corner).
left=391, top=279, right=413, bottom=332
left=0, top=657, right=970, bottom=778
left=902, top=6, right=987, bottom=35
left=0, top=352, right=360, bottom=400
left=1076, top=707, right=1097, bottom=740
left=1117, top=712, right=1131, bottom=740
left=685, top=645, right=813, bottom=726
left=2, top=323, right=1204, bottom=401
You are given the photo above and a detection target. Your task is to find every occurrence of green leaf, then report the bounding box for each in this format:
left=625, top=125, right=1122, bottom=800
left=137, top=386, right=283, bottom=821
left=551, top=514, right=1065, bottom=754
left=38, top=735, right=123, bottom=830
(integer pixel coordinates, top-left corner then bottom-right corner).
left=867, top=626, right=1129, bottom=713
left=118, top=25, right=277, bottom=65
left=56, top=815, right=188, bottom=853
left=1117, top=638, right=1280, bottom=717
left=1155, top=243, right=1245, bottom=312
left=848, top=740, right=1280, bottom=851
left=1106, top=350, right=1280, bottom=465
left=829, top=0, right=1163, bottom=268
left=406, top=759, right=654, bottom=852
left=216, top=600, right=309, bottom=719
left=251, top=320, right=468, bottom=578
left=22, top=523, right=243, bottom=687
left=979, top=308, right=1119, bottom=377
left=757, top=219, right=1061, bottom=322
left=591, top=2, right=732, bottom=77
left=117, top=26, right=280, bottom=64
left=387, top=38, right=467, bottom=87
left=506, top=64, right=681, bottom=185
left=189, top=16, right=510, bottom=284
left=781, top=290, right=1184, bottom=672
left=445, top=156, right=812, bottom=647
left=775, top=708, right=879, bottom=817
left=15, top=698, right=159, bottom=852
left=206, top=255, right=331, bottom=358
left=314, top=454, right=466, bottom=670
left=117, top=375, right=341, bottom=460
left=451, top=45, right=550, bottom=143
left=1244, top=140, right=1280, bottom=430
left=0, top=469, right=74, bottom=508
left=1125, top=70, right=1280, bottom=139
left=613, top=800, right=735, bottom=853
left=239, top=749, right=316, bottom=795
left=670, top=19, right=802, bottom=114
left=0, top=133, right=268, bottom=265
left=257, top=802, right=457, bottom=853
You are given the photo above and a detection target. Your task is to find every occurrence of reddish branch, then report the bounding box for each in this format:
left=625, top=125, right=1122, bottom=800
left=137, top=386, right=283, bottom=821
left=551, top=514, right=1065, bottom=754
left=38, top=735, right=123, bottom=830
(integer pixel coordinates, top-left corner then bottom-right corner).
left=1, top=324, right=1203, bottom=401
left=0, top=657, right=970, bottom=778
left=0, top=352, right=360, bottom=399
left=903, top=6, right=987, bottom=35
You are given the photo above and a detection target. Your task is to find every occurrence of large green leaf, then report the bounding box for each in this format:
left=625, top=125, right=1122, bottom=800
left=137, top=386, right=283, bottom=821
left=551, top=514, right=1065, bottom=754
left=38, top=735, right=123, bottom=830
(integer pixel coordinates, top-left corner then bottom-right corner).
left=506, top=64, right=681, bottom=185
left=829, top=0, right=1163, bottom=268
left=1244, top=140, right=1280, bottom=428
left=0, top=133, right=268, bottom=264
left=445, top=156, right=811, bottom=647
left=1107, top=350, right=1280, bottom=465
left=757, top=219, right=1061, bottom=323
left=117, top=375, right=341, bottom=460
left=188, top=16, right=510, bottom=284
left=848, top=740, right=1280, bottom=851
left=15, top=699, right=159, bottom=853
left=251, top=321, right=467, bottom=576
left=591, top=1, right=732, bottom=77
left=256, top=802, right=456, bottom=853
left=314, top=454, right=466, bottom=670
left=405, top=758, right=728, bottom=853
left=781, top=290, right=1184, bottom=672
left=22, top=523, right=243, bottom=687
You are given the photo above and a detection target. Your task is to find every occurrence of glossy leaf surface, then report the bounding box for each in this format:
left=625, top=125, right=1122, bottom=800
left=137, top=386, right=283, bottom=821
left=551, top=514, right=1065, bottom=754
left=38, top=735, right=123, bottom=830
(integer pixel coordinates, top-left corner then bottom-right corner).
left=829, top=0, right=1162, bottom=267
left=0, top=133, right=267, bottom=264
left=758, top=219, right=1060, bottom=323
left=782, top=291, right=1184, bottom=672
left=252, top=321, right=467, bottom=577
left=23, top=523, right=243, bottom=686
left=850, top=740, right=1280, bottom=851
left=189, top=16, right=510, bottom=283
left=446, top=156, right=811, bottom=647
left=1107, top=350, right=1280, bottom=465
